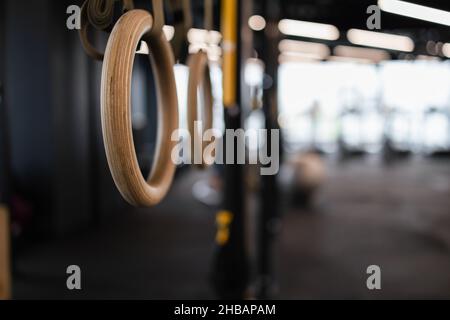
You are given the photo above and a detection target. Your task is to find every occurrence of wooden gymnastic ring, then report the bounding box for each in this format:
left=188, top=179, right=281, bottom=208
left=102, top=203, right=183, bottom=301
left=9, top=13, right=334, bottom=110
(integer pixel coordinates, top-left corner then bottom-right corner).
left=101, top=10, right=179, bottom=206
left=187, top=50, right=214, bottom=168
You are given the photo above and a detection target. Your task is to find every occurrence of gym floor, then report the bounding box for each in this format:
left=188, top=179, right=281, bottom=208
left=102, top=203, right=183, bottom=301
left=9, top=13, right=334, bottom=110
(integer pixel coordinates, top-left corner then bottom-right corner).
left=12, top=156, right=450, bottom=299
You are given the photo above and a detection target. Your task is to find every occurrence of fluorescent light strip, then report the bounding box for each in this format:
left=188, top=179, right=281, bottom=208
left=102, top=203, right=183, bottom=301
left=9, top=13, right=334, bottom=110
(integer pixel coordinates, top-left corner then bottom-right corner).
left=347, top=29, right=414, bottom=52
left=379, top=0, right=450, bottom=27
left=279, top=54, right=320, bottom=64
left=416, top=55, right=440, bottom=61
left=328, top=56, right=373, bottom=64
left=443, top=43, right=450, bottom=58
left=278, top=19, right=340, bottom=41
left=279, top=39, right=330, bottom=58
left=281, top=51, right=325, bottom=60
left=334, top=45, right=390, bottom=63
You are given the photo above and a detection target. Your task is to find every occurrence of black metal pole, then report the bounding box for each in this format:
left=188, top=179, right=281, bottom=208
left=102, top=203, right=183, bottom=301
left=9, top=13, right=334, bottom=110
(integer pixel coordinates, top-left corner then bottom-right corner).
left=212, top=0, right=249, bottom=299
left=255, top=0, right=281, bottom=299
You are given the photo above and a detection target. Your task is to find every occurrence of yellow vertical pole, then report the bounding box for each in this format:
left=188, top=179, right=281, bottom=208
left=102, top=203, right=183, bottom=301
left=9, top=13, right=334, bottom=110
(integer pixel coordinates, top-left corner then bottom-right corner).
left=221, top=0, right=238, bottom=108
left=0, top=205, right=11, bottom=300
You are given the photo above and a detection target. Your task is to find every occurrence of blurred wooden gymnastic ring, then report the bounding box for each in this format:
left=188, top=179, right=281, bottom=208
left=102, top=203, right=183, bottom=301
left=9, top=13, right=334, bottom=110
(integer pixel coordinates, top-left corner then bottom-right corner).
left=101, top=9, right=179, bottom=206
left=187, top=50, right=214, bottom=168
left=187, top=0, right=215, bottom=168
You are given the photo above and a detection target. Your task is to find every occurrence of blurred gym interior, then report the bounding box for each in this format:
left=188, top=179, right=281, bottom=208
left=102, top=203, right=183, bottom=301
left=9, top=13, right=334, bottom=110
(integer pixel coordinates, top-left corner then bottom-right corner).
left=0, top=0, right=450, bottom=300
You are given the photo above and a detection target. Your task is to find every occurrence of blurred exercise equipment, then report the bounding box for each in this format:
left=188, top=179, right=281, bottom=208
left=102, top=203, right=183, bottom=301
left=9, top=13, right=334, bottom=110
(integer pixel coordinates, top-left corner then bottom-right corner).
left=186, top=0, right=215, bottom=168
left=423, top=106, right=450, bottom=155
left=244, top=58, right=265, bottom=111
left=187, top=51, right=214, bottom=167
left=339, top=105, right=366, bottom=156
left=289, top=152, right=326, bottom=206
left=382, top=108, right=413, bottom=160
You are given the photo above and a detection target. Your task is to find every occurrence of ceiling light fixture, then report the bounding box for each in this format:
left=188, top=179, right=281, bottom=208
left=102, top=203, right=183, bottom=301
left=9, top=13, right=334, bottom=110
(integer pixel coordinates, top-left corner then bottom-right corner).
left=334, top=45, right=390, bottom=63
left=347, top=29, right=414, bottom=52
left=279, top=39, right=330, bottom=58
left=378, top=0, right=450, bottom=27
left=278, top=19, right=340, bottom=41
left=248, top=15, right=267, bottom=31
left=443, top=43, right=450, bottom=58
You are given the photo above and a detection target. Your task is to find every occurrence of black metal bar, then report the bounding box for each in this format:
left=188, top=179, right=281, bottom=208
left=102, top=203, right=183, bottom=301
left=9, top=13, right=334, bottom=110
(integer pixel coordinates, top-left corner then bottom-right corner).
left=255, top=0, right=281, bottom=299
left=211, top=0, right=249, bottom=299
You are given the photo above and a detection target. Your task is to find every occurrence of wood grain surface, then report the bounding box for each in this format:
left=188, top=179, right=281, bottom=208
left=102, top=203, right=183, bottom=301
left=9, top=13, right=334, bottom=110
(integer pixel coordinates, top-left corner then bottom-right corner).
left=187, top=50, right=214, bottom=168
left=101, top=10, right=179, bottom=206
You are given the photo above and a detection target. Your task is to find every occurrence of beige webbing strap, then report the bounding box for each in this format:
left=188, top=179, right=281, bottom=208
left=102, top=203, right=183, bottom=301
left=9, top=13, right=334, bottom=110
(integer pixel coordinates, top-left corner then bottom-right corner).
left=181, top=0, right=193, bottom=30
left=149, top=0, right=165, bottom=36
left=204, top=0, right=213, bottom=31
left=168, top=0, right=192, bottom=61
left=122, top=0, right=135, bottom=12
left=79, top=0, right=136, bottom=61
left=86, top=0, right=115, bottom=30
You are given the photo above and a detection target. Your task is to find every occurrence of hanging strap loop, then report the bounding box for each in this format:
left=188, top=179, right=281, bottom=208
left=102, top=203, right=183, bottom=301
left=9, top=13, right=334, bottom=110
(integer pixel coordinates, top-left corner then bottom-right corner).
left=86, top=0, right=115, bottom=31
left=204, top=0, right=213, bottom=31
left=122, top=0, right=135, bottom=12
left=168, top=0, right=192, bottom=61
left=149, top=0, right=165, bottom=36
left=79, top=0, right=135, bottom=61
